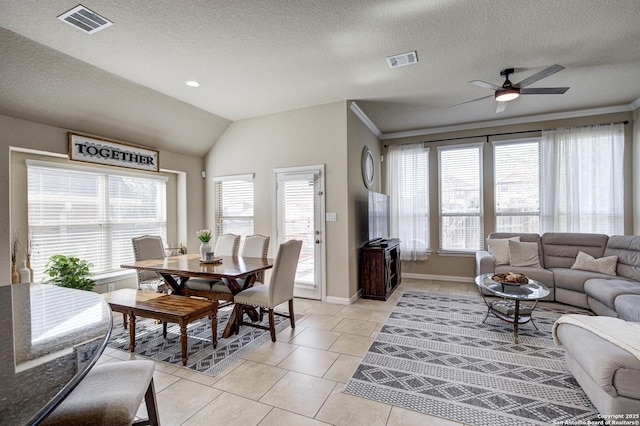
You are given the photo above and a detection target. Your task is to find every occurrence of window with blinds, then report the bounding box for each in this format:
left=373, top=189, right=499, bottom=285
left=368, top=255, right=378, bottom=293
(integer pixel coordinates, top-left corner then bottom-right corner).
left=494, top=139, right=540, bottom=233
left=27, top=160, right=167, bottom=282
left=438, top=144, right=483, bottom=251
left=214, top=175, right=254, bottom=245
left=275, top=172, right=319, bottom=286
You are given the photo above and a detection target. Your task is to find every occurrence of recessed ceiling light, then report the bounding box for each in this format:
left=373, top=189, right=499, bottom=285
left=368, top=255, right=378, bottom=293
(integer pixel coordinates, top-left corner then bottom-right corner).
left=185, top=80, right=200, bottom=87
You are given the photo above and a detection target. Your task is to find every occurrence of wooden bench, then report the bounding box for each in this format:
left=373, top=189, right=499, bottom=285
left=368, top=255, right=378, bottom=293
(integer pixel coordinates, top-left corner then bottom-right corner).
left=102, top=289, right=218, bottom=365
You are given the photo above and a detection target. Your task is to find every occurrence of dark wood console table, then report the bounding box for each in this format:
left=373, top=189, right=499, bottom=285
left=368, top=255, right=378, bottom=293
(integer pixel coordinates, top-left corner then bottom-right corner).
left=360, top=238, right=401, bottom=300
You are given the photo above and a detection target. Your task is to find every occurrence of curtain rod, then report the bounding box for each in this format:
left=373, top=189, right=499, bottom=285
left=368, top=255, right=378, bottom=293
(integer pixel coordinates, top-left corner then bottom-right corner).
left=383, top=120, right=629, bottom=148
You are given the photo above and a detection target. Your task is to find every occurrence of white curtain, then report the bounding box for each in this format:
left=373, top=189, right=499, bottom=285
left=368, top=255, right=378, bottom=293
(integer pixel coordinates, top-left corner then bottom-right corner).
left=540, top=123, right=624, bottom=235
left=387, top=143, right=429, bottom=261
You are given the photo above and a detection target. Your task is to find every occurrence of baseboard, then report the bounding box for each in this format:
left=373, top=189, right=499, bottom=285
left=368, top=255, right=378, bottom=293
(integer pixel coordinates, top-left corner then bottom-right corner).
left=401, top=273, right=475, bottom=284
left=326, top=289, right=361, bottom=305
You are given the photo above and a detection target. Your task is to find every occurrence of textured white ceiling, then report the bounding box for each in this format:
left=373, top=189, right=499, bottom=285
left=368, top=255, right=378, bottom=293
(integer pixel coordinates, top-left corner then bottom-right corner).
left=1, top=0, right=639, bottom=155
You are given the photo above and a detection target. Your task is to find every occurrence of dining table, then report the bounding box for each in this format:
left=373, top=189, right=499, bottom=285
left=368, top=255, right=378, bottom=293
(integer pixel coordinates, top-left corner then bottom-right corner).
left=120, top=253, right=274, bottom=337
left=0, top=283, right=112, bottom=425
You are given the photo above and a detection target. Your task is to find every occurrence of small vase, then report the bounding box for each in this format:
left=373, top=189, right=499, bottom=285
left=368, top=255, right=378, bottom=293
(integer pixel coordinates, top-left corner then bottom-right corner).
left=26, top=259, right=34, bottom=280
left=11, top=265, right=20, bottom=284
left=199, top=242, right=212, bottom=260
left=19, top=260, right=31, bottom=284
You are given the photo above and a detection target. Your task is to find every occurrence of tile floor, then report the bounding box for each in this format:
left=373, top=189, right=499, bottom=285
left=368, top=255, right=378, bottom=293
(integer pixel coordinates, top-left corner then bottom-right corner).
left=100, top=279, right=476, bottom=425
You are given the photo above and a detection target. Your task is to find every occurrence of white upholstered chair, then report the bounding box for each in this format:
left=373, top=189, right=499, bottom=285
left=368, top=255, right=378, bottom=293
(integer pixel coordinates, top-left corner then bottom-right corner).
left=240, top=234, right=270, bottom=282
left=234, top=239, right=302, bottom=341
left=241, top=234, right=270, bottom=257
left=214, top=233, right=241, bottom=256
left=131, top=235, right=168, bottom=293
left=184, top=233, right=241, bottom=304
left=41, top=360, right=159, bottom=426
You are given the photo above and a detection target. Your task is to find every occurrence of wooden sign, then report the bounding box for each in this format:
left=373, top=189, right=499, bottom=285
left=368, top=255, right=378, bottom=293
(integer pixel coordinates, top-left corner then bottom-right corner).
left=68, top=132, right=159, bottom=172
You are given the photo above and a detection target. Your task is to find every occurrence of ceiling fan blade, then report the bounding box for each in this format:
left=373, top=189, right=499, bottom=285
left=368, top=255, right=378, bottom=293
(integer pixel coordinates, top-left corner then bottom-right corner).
left=450, top=94, right=494, bottom=108
left=469, top=80, right=502, bottom=91
left=515, top=64, right=565, bottom=88
left=495, top=101, right=508, bottom=113
left=520, top=87, right=570, bottom=95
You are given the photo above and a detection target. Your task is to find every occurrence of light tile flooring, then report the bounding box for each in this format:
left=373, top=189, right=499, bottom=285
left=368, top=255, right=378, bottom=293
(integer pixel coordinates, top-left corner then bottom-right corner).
left=100, top=279, right=477, bottom=426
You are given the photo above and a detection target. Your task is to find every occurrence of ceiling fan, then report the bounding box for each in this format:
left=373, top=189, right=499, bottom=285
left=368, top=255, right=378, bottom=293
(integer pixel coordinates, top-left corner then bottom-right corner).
left=452, top=64, right=570, bottom=113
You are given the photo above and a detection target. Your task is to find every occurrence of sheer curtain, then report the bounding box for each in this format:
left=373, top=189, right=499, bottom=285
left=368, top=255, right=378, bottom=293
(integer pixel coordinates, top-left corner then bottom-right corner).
left=387, top=143, right=429, bottom=261
left=540, top=123, right=624, bottom=235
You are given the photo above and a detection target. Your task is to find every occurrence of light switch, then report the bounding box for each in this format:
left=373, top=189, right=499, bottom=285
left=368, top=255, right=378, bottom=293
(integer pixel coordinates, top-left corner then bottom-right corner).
left=326, top=212, right=337, bottom=222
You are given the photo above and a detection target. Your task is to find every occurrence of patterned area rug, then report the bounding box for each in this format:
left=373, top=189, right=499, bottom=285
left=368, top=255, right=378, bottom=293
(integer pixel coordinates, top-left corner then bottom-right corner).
left=344, top=291, right=599, bottom=426
left=108, top=307, right=293, bottom=376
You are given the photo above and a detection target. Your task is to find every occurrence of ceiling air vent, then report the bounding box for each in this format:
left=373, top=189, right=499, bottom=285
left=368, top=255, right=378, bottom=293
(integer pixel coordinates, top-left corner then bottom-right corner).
left=57, top=5, right=113, bottom=34
left=386, top=51, right=418, bottom=68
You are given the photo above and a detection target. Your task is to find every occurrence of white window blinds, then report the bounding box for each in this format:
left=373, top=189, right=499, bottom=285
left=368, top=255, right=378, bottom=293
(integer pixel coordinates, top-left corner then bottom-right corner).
left=494, top=139, right=540, bottom=234
left=275, top=172, right=318, bottom=286
left=27, top=160, right=167, bottom=282
left=213, top=174, right=254, bottom=244
left=438, top=143, right=483, bottom=251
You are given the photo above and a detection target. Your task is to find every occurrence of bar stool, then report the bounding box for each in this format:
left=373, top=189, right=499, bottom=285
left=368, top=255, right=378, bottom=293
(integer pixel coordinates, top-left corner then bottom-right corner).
left=41, top=360, right=160, bottom=426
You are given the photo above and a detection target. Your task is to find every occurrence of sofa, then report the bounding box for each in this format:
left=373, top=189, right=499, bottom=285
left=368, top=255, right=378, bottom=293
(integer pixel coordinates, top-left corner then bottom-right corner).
left=476, top=232, right=640, bottom=320
left=554, top=316, right=640, bottom=415
left=476, top=232, right=640, bottom=415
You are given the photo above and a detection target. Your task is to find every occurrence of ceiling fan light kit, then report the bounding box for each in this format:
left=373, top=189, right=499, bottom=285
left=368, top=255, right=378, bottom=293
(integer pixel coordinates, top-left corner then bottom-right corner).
left=452, top=64, right=569, bottom=112
left=495, top=88, right=520, bottom=102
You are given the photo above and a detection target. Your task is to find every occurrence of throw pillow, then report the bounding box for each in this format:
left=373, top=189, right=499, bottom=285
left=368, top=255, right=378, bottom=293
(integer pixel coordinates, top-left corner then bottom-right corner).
left=487, top=237, right=521, bottom=265
left=509, top=240, right=541, bottom=267
left=571, top=251, right=618, bottom=276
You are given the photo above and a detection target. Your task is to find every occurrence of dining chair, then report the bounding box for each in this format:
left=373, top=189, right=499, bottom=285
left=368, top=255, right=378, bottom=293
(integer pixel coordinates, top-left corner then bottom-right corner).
left=184, top=233, right=241, bottom=306
left=41, top=360, right=159, bottom=426
left=214, top=233, right=241, bottom=256
left=234, top=239, right=302, bottom=341
left=131, top=235, right=168, bottom=293
left=240, top=234, right=270, bottom=282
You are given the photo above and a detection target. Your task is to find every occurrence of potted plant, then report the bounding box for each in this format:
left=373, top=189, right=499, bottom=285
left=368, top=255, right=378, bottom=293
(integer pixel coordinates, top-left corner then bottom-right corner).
left=196, top=229, right=213, bottom=260
left=43, top=254, right=95, bottom=291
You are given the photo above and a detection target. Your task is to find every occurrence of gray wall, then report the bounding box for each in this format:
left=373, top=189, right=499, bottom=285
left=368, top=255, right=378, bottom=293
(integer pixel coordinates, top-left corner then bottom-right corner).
left=384, top=111, right=635, bottom=282
left=1, top=114, right=205, bottom=287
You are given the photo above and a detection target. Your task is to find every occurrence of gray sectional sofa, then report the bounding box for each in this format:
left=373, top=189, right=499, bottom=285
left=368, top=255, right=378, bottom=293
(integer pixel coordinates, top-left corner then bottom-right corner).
left=476, top=232, right=640, bottom=415
left=476, top=232, right=640, bottom=320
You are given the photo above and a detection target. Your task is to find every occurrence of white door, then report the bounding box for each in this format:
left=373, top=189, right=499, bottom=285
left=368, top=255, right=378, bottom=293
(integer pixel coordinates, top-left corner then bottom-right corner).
left=274, top=165, right=325, bottom=300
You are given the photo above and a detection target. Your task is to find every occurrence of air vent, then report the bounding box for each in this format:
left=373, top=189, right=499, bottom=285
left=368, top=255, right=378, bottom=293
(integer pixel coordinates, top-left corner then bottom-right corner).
left=386, top=51, right=418, bottom=68
left=57, top=5, right=113, bottom=34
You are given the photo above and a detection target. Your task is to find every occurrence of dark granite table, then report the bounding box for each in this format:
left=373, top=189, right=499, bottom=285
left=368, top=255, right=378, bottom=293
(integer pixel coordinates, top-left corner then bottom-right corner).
left=0, top=283, right=112, bottom=425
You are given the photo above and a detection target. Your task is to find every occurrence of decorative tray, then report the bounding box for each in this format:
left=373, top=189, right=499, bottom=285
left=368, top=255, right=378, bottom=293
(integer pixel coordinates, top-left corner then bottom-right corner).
left=199, top=257, right=223, bottom=264
left=491, top=273, right=529, bottom=286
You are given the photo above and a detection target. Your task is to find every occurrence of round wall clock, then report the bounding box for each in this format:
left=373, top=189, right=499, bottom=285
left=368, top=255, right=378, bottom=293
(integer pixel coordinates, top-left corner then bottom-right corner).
left=361, top=146, right=374, bottom=188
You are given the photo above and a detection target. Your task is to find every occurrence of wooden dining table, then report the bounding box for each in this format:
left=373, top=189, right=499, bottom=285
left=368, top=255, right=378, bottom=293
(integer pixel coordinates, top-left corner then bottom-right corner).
left=120, top=253, right=274, bottom=337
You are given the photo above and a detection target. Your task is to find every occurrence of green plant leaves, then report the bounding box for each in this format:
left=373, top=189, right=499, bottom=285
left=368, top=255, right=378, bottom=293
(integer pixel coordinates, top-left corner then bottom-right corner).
left=43, top=254, right=95, bottom=291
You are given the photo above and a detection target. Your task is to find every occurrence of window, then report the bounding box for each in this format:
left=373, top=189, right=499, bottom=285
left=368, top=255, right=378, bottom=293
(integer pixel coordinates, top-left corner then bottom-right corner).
left=387, top=143, right=430, bottom=260
left=213, top=174, right=254, bottom=245
left=494, top=139, right=540, bottom=233
left=27, top=160, right=167, bottom=282
left=438, top=143, right=483, bottom=251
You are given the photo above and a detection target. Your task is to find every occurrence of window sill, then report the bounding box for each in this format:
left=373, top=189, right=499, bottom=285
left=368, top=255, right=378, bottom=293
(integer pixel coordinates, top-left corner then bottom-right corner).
left=94, top=269, right=135, bottom=285
left=437, top=250, right=476, bottom=258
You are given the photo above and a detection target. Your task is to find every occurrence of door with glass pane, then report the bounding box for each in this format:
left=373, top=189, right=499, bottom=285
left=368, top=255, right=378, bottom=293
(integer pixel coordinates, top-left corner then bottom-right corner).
left=274, top=166, right=325, bottom=300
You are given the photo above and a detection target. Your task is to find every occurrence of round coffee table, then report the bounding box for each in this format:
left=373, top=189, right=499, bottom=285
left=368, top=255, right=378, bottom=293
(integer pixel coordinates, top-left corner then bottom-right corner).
left=475, top=273, right=550, bottom=343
